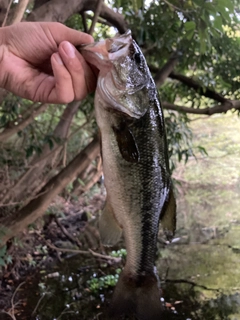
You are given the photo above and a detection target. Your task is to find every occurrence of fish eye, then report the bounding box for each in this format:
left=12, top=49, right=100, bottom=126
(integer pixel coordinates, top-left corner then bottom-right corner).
left=133, top=52, right=141, bottom=64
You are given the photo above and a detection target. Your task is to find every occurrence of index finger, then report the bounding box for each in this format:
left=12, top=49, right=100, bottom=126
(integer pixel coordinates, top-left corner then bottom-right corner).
left=40, top=22, right=94, bottom=46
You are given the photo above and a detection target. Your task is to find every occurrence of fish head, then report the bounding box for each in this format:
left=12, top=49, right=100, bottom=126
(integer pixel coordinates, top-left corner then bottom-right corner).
left=80, top=31, right=155, bottom=118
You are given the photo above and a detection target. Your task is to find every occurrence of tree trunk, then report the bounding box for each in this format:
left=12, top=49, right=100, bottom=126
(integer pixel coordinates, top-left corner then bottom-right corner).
left=0, top=135, right=100, bottom=245
left=1, top=101, right=80, bottom=204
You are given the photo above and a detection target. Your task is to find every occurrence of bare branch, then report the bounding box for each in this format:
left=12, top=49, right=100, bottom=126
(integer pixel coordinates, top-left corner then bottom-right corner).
left=0, top=103, right=48, bottom=142
left=81, top=12, right=88, bottom=33
left=169, top=72, right=227, bottom=103
left=2, top=0, right=13, bottom=27
left=149, top=65, right=227, bottom=104
left=88, top=0, right=103, bottom=35
left=37, top=233, right=121, bottom=263
left=162, top=100, right=240, bottom=115
left=165, top=278, right=220, bottom=292
left=153, top=55, right=179, bottom=87
left=0, top=135, right=100, bottom=245
left=27, top=0, right=127, bottom=33
left=8, top=0, right=30, bottom=25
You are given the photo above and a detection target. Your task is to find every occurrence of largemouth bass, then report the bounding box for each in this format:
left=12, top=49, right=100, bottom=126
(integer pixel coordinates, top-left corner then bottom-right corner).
left=80, top=30, right=176, bottom=320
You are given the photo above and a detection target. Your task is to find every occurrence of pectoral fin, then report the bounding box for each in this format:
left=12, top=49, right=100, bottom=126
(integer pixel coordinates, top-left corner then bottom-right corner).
left=112, top=124, right=139, bottom=163
left=99, top=199, right=122, bottom=246
left=160, top=186, right=176, bottom=241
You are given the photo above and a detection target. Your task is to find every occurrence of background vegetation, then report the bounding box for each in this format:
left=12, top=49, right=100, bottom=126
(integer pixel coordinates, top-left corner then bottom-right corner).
left=0, top=0, right=240, bottom=319
left=0, top=0, right=239, bottom=246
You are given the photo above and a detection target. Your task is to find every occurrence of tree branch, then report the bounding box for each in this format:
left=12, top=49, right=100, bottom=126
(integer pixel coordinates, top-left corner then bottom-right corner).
left=162, top=100, right=240, bottom=115
left=0, top=135, right=100, bottom=245
left=88, top=0, right=103, bottom=35
left=8, top=0, right=30, bottom=25
left=153, top=55, right=179, bottom=87
left=169, top=72, right=227, bottom=103
left=1, top=0, right=13, bottom=27
left=0, top=103, right=48, bottom=142
left=27, top=0, right=127, bottom=33
left=149, top=65, right=227, bottom=104
left=81, top=12, right=88, bottom=33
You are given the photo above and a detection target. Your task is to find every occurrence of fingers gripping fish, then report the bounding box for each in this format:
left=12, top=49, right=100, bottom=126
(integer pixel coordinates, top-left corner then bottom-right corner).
left=80, top=30, right=176, bottom=320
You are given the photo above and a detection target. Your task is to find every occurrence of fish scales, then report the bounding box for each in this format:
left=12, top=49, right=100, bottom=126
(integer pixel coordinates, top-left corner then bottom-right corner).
left=80, top=31, right=176, bottom=320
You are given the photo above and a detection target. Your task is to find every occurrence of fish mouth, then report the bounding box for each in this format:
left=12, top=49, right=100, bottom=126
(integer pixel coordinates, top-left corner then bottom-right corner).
left=80, top=31, right=149, bottom=119
left=107, top=30, right=132, bottom=57
left=79, top=30, right=132, bottom=61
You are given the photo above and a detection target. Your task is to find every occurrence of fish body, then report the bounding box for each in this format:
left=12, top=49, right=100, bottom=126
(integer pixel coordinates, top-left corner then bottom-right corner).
left=80, top=31, right=176, bottom=320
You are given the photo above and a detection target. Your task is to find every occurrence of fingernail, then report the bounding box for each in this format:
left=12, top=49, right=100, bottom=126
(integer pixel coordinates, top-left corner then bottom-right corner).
left=62, top=41, right=75, bottom=58
left=54, top=53, right=63, bottom=65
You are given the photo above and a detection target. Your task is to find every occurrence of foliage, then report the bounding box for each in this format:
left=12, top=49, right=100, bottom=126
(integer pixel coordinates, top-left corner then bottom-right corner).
left=87, top=268, right=122, bottom=293
left=0, top=245, right=12, bottom=267
left=110, top=249, right=127, bottom=258
left=165, top=110, right=207, bottom=172
left=0, top=0, right=239, bottom=244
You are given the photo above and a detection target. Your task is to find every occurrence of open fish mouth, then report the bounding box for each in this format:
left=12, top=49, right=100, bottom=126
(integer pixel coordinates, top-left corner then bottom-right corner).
left=79, top=29, right=132, bottom=61
left=79, top=30, right=150, bottom=119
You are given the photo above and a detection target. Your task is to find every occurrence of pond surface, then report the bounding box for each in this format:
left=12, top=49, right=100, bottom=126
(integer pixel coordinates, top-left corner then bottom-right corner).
left=17, top=113, right=240, bottom=320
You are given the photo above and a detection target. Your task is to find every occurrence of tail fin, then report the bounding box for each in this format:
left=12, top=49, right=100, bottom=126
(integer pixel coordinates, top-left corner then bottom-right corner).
left=108, top=271, right=164, bottom=320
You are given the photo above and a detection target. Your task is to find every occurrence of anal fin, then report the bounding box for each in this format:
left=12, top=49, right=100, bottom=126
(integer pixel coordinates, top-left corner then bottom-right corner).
left=99, top=199, right=122, bottom=246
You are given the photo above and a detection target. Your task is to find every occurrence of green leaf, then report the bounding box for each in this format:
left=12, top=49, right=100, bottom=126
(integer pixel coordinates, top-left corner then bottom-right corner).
left=204, top=2, right=217, bottom=14
left=0, top=115, right=7, bottom=126
left=6, top=255, right=12, bottom=264
left=0, top=245, right=6, bottom=257
left=184, top=21, right=196, bottom=31
left=199, top=29, right=207, bottom=54
left=184, top=21, right=196, bottom=40
left=0, top=257, right=5, bottom=267
left=217, top=0, right=234, bottom=13
left=192, top=0, right=203, bottom=6
left=218, top=5, right=231, bottom=22
left=213, top=15, right=223, bottom=33
left=26, top=145, right=34, bottom=158
left=198, top=146, right=208, bottom=156
left=47, top=138, right=54, bottom=150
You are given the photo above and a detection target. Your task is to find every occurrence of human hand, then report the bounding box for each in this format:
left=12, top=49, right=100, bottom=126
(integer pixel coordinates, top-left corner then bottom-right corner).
left=0, top=22, right=97, bottom=103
